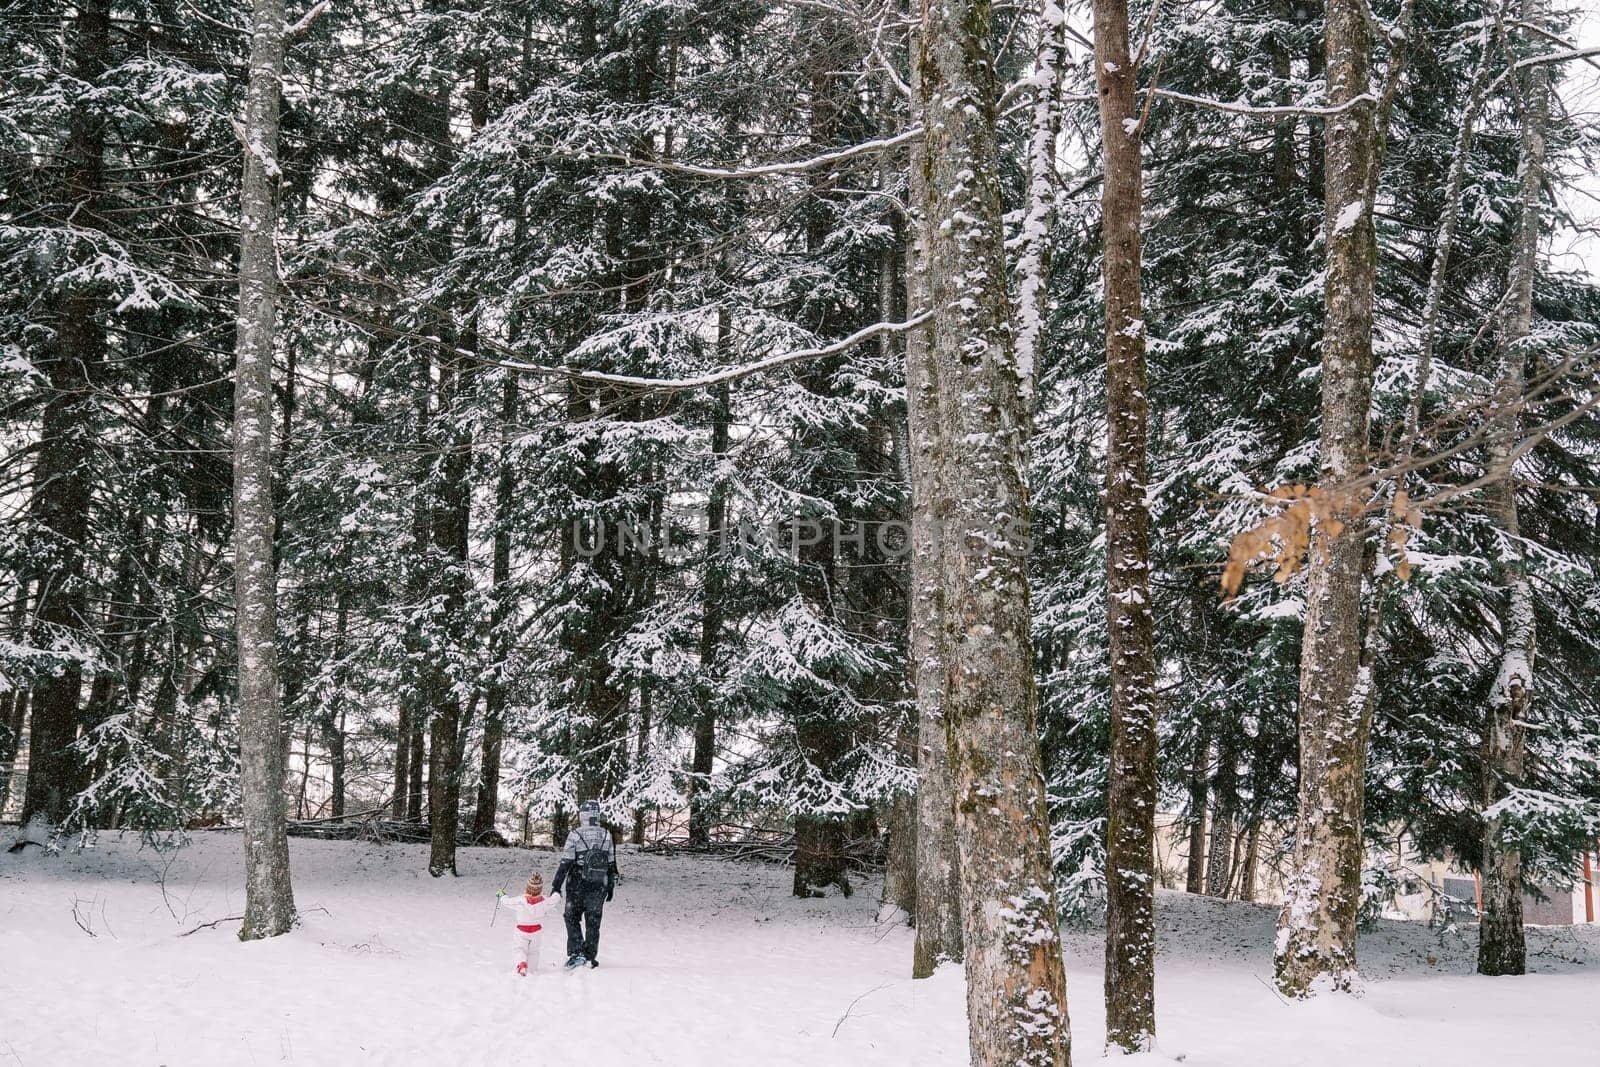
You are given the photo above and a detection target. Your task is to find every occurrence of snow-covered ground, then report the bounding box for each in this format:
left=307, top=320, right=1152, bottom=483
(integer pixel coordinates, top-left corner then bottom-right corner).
left=2, top=832, right=1596, bottom=1065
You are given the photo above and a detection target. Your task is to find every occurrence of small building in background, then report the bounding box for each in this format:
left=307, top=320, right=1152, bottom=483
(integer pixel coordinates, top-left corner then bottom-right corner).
left=1155, top=810, right=1598, bottom=926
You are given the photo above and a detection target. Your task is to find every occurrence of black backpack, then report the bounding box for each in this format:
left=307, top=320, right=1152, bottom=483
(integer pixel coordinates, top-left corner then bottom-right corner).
left=577, top=829, right=611, bottom=885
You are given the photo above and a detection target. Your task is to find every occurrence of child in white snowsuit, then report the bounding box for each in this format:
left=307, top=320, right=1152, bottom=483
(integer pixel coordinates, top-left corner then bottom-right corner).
left=499, top=873, right=553, bottom=976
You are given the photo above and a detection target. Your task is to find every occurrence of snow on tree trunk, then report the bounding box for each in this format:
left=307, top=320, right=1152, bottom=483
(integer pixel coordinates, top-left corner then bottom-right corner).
left=1092, top=0, right=1158, bottom=1048
left=232, top=0, right=295, bottom=941
left=1478, top=0, right=1547, bottom=979
left=905, top=98, right=963, bottom=979
left=915, top=0, right=1071, bottom=1060
left=1408, top=17, right=1499, bottom=444
left=1273, top=0, right=1379, bottom=997
left=1014, top=0, right=1065, bottom=422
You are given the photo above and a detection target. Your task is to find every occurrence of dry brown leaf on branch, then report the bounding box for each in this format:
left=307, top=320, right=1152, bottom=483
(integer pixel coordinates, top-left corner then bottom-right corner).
left=1220, top=484, right=1391, bottom=599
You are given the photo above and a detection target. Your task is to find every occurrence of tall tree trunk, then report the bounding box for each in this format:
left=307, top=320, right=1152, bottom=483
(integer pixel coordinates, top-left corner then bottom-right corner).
left=1238, top=819, right=1263, bottom=902
left=688, top=373, right=730, bottom=846
left=1206, top=732, right=1239, bottom=897
left=393, top=703, right=412, bottom=818
left=21, top=0, right=110, bottom=828
left=1014, top=0, right=1065, bottom=422
left=877, top=231, right=917, bottom=927
left=906, top=106, right=962, bottom=979
left=1184, top=723, right=1209, bottom=894
left=427, top=325, right=472, bottom=877
left=1478, top=0, right=1547, bottom=978
left=881, top=784, right=918, bottom=920
left=1094, top=0, right=1158, bottom=1047
left=396, top=337, right=430, bottom=822
left=474, top=374, right=520, bottom=838
left=0, top=587, right=32, bottom=815
left=1408, top=16, right=1500, bottom=445
left=1274, top=0, right=1380, bottom=996
left=326, top=598, right=349, bottom=820
left=632, top=680, right=651, bottom=846
left=915, top=0, right=1071, bottom=1059
left=233, top=0, right=295, bottom=940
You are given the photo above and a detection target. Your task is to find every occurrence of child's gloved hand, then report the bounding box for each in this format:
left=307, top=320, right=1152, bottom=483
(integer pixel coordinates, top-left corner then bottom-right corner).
left=496, top=889, right=505, bottom=898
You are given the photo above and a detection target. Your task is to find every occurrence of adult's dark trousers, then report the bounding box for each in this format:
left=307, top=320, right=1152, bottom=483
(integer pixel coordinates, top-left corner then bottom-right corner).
left=564, top=882, right=606, bottom=961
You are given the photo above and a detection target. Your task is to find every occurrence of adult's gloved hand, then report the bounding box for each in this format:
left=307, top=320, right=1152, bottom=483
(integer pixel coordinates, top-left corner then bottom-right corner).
left=605, top=883, right=614, bottom=902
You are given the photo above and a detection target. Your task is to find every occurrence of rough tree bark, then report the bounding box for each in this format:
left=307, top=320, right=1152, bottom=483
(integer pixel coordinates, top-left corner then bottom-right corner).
left=1014, top=0, right=1065, bottom=423
left=881, top=783, right=918, bottom=920
left=473, top=375, right=518, bottom=838
left=1274, top=0, right=1380, bottom=996
left=1184, top=724, right=1209, bottom=894
left=688, top=373, right=730, bottom=846
left=395, top=339, right=429, bottom=822
left=233, top=0, right=296, bottom=940
left=422, top=64, right=481, bottom=876
left=879, top=237, right=918, bottom=926
left=905, top=99, right=962, bottom=979
left=1092, top=0, right=1158, bottom=1047
left=426, top=315, right=473, bottom=877
left=1478, top=0, right=1547, bottom=978
left=915, top=0, right=1072, bottom=1059
left=0, top=587, right=31, bottom=814
left=1206, top=732, right=1239, bottom=897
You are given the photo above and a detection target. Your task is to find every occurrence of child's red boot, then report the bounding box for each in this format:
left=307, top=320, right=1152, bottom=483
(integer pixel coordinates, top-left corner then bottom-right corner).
left=516, top=962, right=528, bottom=976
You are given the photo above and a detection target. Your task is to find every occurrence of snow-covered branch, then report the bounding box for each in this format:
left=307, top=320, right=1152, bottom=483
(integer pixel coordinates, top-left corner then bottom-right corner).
left=494, top=313, right=931, bottom=393
left=287, top=0, right=331, bottom=37
left=1515, top=45, right=1600, bottom=70
left=1149, top=89, right=1379, bottom=118
left=554, top=127, right=923, bottom=180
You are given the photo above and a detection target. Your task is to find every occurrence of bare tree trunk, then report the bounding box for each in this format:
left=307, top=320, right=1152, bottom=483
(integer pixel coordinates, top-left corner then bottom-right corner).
left=233, top=0, right=295, bottom=940
left=1184, top=724, right=1209, bottom=894
left=474, top=375, right=519, bottom=838
left=881, top=785, right=918, bottom=920
left=905, top=106, right=962, bottom=980
left=688, top=372, right=729, bottom=846
left=396, top=339, right=429, bottom=822
left=1408, top=12, right=1501, bottom=443
left=393, top=701, right=411, bottom=819
left=1092, top=0, right=1158, bottom=1047
left=1014, top=0, right=1065, bottom=423
left=0, top=586, right=31, bottom=815
left=1239, top=819, right=1263, bottom=902
left=21, top=0, right=109, bottom=828
left=1478, top=0, right=1547, bottom=978
left=1274, top=0, right=1379, bottom=996
left=427, top=329, right=472, bottom=877
left=879, top=233, right=917, bottom=927
left=1206, top=732, right=1238, bottom=897
left=632, top=680, right=650, bottom=846
left=915, top=0, right=1071, bottom=1059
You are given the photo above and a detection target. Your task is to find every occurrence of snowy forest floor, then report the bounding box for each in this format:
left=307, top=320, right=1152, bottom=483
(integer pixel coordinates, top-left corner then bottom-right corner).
left=3, top=834, right=1598, bottom=1065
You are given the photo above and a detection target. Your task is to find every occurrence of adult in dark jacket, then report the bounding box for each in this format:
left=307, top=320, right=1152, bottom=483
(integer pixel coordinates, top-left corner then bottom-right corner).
left=552, top=800, right=617, bottom=968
